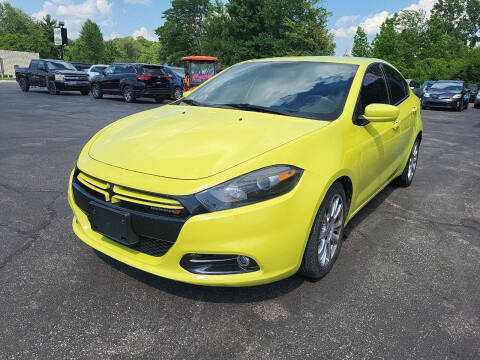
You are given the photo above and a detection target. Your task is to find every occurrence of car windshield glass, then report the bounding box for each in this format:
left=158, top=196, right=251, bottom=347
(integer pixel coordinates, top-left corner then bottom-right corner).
left=430, top=82, right=462, bottom=91
left=190, top=62, right=215, bottom=83
left=46, top=61, right=77, bottom=71
left=467, top=84, right=478, bottom=91
left=170, top=67, right=185, bottom=77
left=182, top=61, right=358, bottom=121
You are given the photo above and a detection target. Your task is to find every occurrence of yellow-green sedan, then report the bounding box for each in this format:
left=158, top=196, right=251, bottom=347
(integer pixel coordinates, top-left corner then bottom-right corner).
left=68, top=57, right=422, bottom=286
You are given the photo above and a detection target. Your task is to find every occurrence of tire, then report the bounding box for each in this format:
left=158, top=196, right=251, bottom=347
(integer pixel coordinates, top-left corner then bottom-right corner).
left=395, top=138, right=420, bottom=187
left=463, top=101, right=468, bottom=110
left=80, top=90, right=89, bottom=95
left=421, top=105, right=429, bottom=110
left=48, top=81, right=59, bottom=95
left=300, top=182, right=346, bottom=280
left=91, top=83, right=103, bottom=99
left=172, top=86, right=183, bottom=100
left=456, top=100, right=463, bottom=112
left=122, top=85, right=136, bottom=103
left=154, top=96, right=165, bottom=103
left=19, top=78, right=29, bottom=92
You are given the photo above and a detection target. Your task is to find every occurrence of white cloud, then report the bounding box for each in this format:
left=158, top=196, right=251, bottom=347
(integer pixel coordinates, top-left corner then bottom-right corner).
left=132, top=26, right=156, bottom=41
left=335, top=15, right=360, bottom=28
left=105, top=31, right=119, bottom=40
left=32, top=0, right=113, bottom=38
left=124, top=0, right=151, bottom=4
left=332, top=0, right=436, bottom=39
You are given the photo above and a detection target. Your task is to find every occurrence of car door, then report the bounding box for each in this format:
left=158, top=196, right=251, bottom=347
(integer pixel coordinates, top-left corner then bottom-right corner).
left=28, top=60, right=39, bottom=86
left=111, top=65, right=126, bottom=93
left=382, top=64, right=415, bottom=176
left=36, top=61, right=48, bottom=87
left=349, top=63, right=395, bottom=206
left=100, top=65, right=115, bottom=91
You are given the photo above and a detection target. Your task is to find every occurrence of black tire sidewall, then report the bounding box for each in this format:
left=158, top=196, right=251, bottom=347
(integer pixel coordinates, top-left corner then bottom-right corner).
left=300, top=182, right=346, bottom=279
left=122, top=86, right=135, bottom=103
left=48, top=82, right=57, bottom=95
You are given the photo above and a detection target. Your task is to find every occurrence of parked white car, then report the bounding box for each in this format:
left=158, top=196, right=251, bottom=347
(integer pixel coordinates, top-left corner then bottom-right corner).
left=86, top=64, right=108, bottom=81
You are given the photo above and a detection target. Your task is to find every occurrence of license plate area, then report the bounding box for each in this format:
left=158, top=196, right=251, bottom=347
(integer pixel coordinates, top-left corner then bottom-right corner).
left=88, top=201, right=139, bottom=246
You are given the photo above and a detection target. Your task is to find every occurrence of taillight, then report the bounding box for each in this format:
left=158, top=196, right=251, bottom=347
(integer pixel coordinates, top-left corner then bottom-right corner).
left=136, top=74, right=152, bottom=80
left=165, top=76, right=171, bottom=80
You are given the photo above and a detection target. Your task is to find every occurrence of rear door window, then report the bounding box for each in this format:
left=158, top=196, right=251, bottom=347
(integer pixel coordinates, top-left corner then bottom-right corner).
left=357, top=63, right=390, bottom=114
left=113, top=65, right=125, bottom=74
left=383, top=65, right=409, bottom=104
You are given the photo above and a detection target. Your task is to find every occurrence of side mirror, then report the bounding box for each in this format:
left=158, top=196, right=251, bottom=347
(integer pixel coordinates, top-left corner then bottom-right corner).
left=363, top=104, right=399, bottom=123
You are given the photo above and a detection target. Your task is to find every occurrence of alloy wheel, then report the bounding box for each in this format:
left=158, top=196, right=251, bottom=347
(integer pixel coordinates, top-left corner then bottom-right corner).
left=174, top=87, right=183, bottom=100
left=407, top=142, right=419, bottom=181
left=317, top=194, right=344, bottom=268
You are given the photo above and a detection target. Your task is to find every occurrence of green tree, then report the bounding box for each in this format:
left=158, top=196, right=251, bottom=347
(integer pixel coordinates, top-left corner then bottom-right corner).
left=351, top=26, right=371, bottom=57
left=371, top=15, right=401, bottom=68
left=75, top=20, right=105, bottom=63
left=0, top=2, right=32, bottom=35
left=204, top=0, right=334, bottom=66
left=432, top=0, right=480, bottom=47
left=155, top=0, right=211, bottom=65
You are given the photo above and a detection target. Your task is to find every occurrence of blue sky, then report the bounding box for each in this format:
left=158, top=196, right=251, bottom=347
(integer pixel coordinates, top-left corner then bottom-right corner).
left=9, top=0, right=436, bottom=56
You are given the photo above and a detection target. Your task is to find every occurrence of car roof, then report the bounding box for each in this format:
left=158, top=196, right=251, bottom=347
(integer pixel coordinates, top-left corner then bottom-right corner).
left=244, top=56, right=390, bottom=66
left=436, top=80, right=463, bottom=83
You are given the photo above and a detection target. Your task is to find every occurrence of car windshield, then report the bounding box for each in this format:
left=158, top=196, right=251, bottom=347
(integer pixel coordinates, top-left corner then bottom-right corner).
left=430, top=82, right=462, bottom=91
left=182, top=61, right=358, bottom=121
left=468, top=84, right=478, bottom=91
left=190, top=62, right=215, bottom=83
left=169, top=67, right=184, bottom=77
left=46, top=61, right=77, bottom=71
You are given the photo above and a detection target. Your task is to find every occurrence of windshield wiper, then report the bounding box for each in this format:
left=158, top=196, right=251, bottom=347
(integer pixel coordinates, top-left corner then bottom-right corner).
left=214, top=103, right=293, bottom=116
left=179, top=99, right=204, bottom=106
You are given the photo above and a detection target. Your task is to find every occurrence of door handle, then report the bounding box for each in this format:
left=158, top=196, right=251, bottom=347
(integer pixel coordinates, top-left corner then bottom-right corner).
left=392, top=120, right=400, bottom=130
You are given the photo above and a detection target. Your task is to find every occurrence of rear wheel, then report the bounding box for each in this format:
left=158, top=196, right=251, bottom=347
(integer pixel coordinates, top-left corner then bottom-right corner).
left=122, top=86, right=136, bottom=103
left=48, top=81, right=59, bottom=95
left=173, top=86, right=183, bottom=100
left=19, top=78, right=29, bottom=92
left=395, top=139, right=420, bottom=187
left=300, top=182, right=346, bottom=280
left=91, top=83, right=103, bottom=99
left=80, top=90, right=89, bottom=95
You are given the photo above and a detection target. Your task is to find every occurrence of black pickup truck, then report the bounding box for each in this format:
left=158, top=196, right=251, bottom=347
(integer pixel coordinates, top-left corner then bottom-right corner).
left=15, top=59, right=91, bottom=95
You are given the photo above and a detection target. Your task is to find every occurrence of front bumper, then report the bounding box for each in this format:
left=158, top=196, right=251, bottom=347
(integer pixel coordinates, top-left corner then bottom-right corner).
left=68, top=169, right=319, bottom=286
left=55, top=80, right=90, bottom=91
left=422, top=98, right=459, bottom=109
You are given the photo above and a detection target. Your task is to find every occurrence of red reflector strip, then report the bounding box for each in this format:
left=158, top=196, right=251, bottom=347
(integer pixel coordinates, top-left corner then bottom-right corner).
left=136, top=75, right=152, bottom=80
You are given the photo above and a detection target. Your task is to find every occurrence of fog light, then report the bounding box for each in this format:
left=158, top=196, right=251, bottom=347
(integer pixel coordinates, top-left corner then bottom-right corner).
left=237, top=255, right=251, bottom=267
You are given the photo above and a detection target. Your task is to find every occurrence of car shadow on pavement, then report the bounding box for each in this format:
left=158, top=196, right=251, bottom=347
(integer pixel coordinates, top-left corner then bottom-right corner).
left=94, top=183, right=398, bottom=302
left=94, top=250, right=305, bottom=303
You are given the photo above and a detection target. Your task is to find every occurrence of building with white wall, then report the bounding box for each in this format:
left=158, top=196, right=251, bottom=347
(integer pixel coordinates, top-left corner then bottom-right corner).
left=0, top=50, right=39, bottom=76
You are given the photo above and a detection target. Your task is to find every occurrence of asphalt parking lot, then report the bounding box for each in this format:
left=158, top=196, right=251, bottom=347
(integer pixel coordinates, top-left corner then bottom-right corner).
left=1, top=81, right=479, bottom=359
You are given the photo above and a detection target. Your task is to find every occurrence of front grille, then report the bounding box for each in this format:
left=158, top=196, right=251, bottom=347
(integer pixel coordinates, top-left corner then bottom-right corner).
left=132, top=236, right=174, bottom=257
left=73, top=171, right=190, bottom=257
left=65, top=75, right=89, bottom=81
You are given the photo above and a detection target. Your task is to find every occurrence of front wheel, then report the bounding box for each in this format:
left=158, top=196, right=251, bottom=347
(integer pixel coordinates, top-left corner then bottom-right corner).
left=456, top=101, right=463, bottom=112
left=122, top=86, right=136, bottom=103
left=300, top=182, right=346, bottom=280
left=48, top=81, right=59, bottom=95
left=395, top=139, right=420, bottom=187
left=463, top=101, right=468, bottom=110
left=19, top=78, right=29, bottom=92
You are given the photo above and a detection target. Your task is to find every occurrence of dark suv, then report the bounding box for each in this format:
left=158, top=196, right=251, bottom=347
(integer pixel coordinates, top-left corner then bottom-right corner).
left=90, top=63, right=172, bottom=103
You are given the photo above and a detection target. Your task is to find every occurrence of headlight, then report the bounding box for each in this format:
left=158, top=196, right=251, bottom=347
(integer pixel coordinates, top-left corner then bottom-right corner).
left=54, top=74, right=65, bottom=81
left=452, top=94, right=461, bottom=99
left=195, top=165, right=303, bottom=212
left=424, top=92, right=430, bottom=97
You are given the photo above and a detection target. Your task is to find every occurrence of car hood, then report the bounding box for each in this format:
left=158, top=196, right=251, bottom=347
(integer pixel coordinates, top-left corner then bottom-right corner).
left=88, top=105, right=327, bottom=180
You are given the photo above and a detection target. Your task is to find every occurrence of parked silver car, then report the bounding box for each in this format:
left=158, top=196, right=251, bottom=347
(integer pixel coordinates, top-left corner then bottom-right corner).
left=86, top=65, right=108, bottom=81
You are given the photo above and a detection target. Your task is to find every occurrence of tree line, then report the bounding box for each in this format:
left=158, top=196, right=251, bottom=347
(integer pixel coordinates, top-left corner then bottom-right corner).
left=1, top=0, right=479, bottom=83
left=352, top=0, right=479, bottom=82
